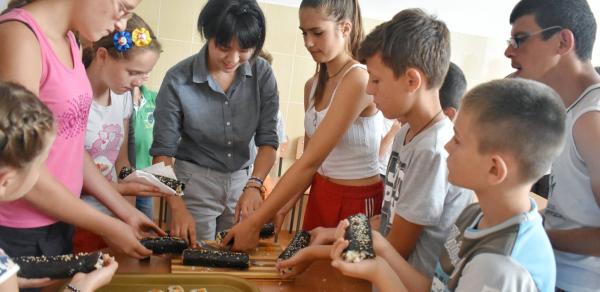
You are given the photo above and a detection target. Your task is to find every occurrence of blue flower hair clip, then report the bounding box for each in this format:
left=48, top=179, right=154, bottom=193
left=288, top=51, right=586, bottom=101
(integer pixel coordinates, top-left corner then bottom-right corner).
left=113, top=31, right=133, bottom=52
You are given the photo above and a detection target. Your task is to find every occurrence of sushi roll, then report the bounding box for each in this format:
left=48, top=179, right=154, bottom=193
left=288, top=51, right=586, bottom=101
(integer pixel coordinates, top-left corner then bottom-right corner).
left=182, top=248, right=249, bottom=269
left=140, top=236, right=188, bottom=254
left=342, top=213, right=375, bottom=263
left=118, top=166, right=185, bottom=195
left=167, top=285, right=184, bottom=292
left=278, top=230, right=311, bottom=261
left=13, top=252, right=104, bottom=279
left=215, top=223, right=276, bottom=245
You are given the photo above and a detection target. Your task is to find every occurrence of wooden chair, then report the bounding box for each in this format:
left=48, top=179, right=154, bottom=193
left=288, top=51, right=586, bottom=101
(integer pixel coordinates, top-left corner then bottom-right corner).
left=285, top=137, right=309, bottom=232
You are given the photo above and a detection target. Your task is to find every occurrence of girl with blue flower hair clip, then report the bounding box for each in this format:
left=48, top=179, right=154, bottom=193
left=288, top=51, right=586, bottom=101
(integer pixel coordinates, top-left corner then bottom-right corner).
left=75, top=13, right=166, bottom=253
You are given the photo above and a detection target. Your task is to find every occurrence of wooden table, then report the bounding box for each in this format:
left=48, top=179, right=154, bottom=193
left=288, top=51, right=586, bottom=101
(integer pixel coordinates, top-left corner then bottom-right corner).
left=112, top=232, right=371, bottom=292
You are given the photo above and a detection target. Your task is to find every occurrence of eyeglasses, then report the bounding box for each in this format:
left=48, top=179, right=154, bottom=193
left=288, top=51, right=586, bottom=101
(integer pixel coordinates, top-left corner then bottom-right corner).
left=507, top=26, right=562, bottom=49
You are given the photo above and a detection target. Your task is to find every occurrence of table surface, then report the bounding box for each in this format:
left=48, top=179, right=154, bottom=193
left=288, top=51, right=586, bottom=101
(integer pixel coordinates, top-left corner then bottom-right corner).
left=112, top=232, right=371, bottom=292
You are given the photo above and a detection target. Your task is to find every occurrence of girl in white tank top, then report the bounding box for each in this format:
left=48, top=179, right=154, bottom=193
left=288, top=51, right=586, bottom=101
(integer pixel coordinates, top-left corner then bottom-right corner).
left=230, top=0, right=385, bottom=268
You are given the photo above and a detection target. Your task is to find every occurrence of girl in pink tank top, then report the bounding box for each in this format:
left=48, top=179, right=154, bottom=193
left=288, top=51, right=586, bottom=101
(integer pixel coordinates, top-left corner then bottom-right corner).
left=0, top=1, right=161, bottom=285
left=0, top=81, right=118, bottom=292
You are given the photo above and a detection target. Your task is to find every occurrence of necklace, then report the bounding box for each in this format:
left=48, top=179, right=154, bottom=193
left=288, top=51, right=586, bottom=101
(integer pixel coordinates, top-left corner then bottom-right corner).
left=406, top=110, right=443, bottom=142
left=326, top=60, right=353, bottom=80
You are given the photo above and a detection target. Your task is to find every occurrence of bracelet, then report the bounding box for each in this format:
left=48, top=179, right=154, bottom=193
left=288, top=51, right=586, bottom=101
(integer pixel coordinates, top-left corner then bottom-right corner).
left=66, top=284, right=81, bottom=292
left=248, top=176, right=264, bottom=185
left=243, top=184, right=267, bottom=197
left=242, top=185, right=267, bottom=196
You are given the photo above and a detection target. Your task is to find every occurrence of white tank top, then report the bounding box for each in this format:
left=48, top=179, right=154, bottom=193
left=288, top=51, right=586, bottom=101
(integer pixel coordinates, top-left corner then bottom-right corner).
left=304, top=64, right=383, bottom=179
left=544, top=83, right=600, bottom=291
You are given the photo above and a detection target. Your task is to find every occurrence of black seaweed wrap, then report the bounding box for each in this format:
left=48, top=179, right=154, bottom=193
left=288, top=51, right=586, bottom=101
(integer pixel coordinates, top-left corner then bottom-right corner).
left=13, top=252, right=103, bottom=279
left=342, top=213, right=375, bottom=263
left=278, top=230, right=311, bottom=260
left=141, top=236, right=188, bottom=254
left=118, top=167, right=185, bottom=193
left=182, top=248, right=249, bottom=269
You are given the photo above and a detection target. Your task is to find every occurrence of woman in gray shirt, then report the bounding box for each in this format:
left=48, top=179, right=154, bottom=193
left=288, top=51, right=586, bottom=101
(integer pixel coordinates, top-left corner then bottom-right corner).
left=151, top=0, right=279, bottom=244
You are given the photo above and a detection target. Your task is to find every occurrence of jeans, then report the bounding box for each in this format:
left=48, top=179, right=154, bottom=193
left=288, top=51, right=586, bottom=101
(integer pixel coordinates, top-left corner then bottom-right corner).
left=135, top=196, right=154, bottom=220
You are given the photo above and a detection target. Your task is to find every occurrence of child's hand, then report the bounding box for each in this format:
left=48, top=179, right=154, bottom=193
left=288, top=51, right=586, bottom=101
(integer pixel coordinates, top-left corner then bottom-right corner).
left=333, top=217, right=392, bottom=261
left=371, top=229, right=393, bottom=257
left=124, top=208, right=166, bottom=238
left=66, top=254, right=118, bottom=292
left=333, top=218, right=350, bottom=240
left=102, top=219, right=152, bottom=259
left=169, top=203, right=197, bottom=247
left=309, top=227, right=336, bottom=245
left=221, top=217, right=262, bottom=251
left=276, top=245, right=330, bottom=279
left=115, top=181, right=170, bottom=197
left=330, top=237, right=384, bottom=282
left=276, top=247, right=313, bottom=279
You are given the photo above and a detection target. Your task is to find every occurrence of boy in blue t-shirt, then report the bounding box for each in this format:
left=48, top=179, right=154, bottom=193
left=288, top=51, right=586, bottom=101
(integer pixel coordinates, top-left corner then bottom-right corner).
left=330, top=11, right=566, bottom=291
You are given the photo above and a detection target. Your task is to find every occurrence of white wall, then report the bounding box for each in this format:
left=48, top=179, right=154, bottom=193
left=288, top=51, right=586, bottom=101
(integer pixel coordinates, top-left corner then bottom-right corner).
left=260, top=0, right=600, bottom=66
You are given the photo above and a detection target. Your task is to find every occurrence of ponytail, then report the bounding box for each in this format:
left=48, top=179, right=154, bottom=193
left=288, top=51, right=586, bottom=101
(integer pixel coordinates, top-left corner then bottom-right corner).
left=300, top=0, right=365, bottom=105
left=348, top=0, right=364, bottom=59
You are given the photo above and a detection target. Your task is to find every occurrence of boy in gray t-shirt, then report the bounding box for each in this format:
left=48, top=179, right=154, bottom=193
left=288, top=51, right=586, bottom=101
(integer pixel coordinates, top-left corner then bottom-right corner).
left=378, top=59, right=471, bottom=277
left=380, top=117, right=472, bottom=276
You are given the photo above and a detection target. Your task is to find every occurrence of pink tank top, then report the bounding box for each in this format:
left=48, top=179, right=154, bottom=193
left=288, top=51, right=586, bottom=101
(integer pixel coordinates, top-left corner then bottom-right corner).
left=0, top=9, right=92, bottom=228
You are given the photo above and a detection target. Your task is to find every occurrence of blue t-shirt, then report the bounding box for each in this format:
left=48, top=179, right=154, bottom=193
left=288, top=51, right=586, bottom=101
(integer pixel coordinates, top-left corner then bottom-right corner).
left=431, top=199, right=555, bottom=292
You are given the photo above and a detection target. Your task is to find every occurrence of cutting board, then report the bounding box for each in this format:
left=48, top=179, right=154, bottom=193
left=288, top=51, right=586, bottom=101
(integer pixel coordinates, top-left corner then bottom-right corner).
left=171, top=240, right=288, bottom=280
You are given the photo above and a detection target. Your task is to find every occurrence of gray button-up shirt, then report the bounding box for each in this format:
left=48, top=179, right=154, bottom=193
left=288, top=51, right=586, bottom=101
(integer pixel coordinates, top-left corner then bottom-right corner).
left=150, top=45, right=279, bottom=172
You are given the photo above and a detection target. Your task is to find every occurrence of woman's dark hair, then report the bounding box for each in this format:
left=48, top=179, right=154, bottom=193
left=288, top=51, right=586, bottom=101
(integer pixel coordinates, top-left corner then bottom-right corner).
left=197, top=0, right=266, bottom=59
left=300, top=0, right=364, bottom=106
left=82, top=13, right=161, bottom=68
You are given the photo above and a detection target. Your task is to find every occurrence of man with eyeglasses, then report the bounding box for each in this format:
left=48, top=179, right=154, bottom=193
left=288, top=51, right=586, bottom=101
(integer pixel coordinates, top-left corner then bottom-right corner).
left=505, top=0, right=600, bottom=291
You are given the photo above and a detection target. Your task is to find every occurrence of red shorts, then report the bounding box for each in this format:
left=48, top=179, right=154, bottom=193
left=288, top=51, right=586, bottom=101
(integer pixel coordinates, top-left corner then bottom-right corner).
left=72, top=227, right=107, bottom=254
left=302, top=173, right=383, bottom=231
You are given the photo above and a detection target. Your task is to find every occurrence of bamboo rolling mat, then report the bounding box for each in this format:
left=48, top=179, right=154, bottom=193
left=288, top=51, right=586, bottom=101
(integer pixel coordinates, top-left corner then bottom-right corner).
left=171, top=240, right=289, bottom=280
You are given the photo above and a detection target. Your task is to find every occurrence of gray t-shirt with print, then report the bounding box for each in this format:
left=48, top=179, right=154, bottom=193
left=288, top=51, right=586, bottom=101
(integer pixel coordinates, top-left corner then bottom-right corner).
left=379, top=117, right=473, bottom=276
